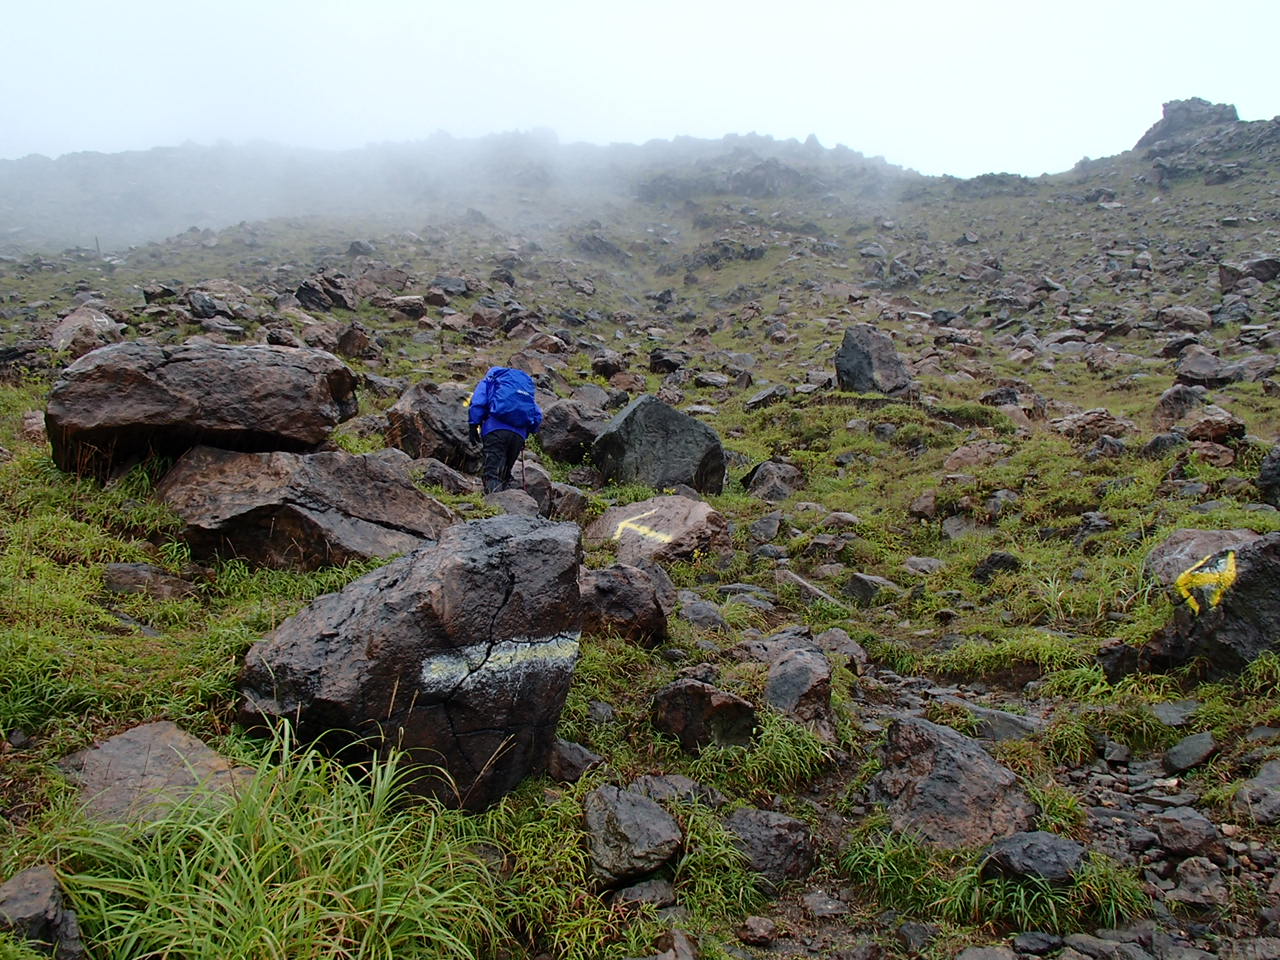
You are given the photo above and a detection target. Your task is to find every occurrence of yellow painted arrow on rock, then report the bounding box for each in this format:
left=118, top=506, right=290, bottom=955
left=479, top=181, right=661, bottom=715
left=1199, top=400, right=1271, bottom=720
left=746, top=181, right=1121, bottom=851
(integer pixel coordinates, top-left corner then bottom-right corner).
left=1175, top=551, right=1238, bottom=615
left=613, top=508, right=673, bottom=544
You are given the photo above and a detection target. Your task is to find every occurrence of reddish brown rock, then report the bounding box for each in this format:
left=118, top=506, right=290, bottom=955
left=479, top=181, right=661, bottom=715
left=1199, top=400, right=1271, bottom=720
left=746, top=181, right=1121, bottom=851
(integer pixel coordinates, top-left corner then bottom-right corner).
left=157, top=446, right=456, bottom=569
left=45, top=342, right=358, bottom=478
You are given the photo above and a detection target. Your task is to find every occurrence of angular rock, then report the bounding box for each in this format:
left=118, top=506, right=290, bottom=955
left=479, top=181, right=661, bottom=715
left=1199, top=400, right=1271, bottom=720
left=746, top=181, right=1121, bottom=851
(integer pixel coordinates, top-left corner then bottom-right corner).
left=547, top=739, right=604, bottom=783
left=834, top=324, right=912, bottom=395
left=1165, top=856, right=1228, bottom=907
left=732, top=627, right=835, bottom=739
left=983, top=830, right=1085, bottom=882
left=1260, top=444, right=1280, bottom=508
left=157, top=446, right=456, bottom=569
left=240, top=516, right=582, bottom=810
left=48, top=306, right=124, bottom=358
left=869, top=718, right=1037, bottom=847
left=584, top=494, right=730, bottom=566
left=103, top=562, right=198, bottom=600
left=723, top=807, right=815, bottom=890
left=1145, top=528, right=1262, bottom=588
left=538, top=398, right=609, bottom=463
left=651, top=679, right=756, bottom=752
left=60, top=721, right=247, bottom=823
left=409, top=457, right=483, bottom=495
left=591, top=395, right=725, bottom=494
left=630, top=773, right=726, bottom=808
left=578, top=563, right=668, bottom=646
left=1164, top=731, right=1218, bottom=773
left=1144, top=533, right=1280, bottom=674
left=45, top=342, right=358, bottom=479
left=1233, top=759, right=1280, bottom=824
left=1050, top=408, right=1136, bottom=443
left=1151, top=806, right=1220, bottom=857
left=583, top=785, right=682, bottom=885
left=0, top=865, right=87, bottom=960
left=742, top=460, right=803, bottom=502
left=385, top=381, right=481, bottom=473
left=1153, top=384, right=1207, bottom=431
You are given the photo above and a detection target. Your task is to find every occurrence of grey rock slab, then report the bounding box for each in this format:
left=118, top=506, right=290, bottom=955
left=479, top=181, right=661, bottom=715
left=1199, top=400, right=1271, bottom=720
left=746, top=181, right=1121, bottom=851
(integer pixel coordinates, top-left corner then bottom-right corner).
left=1163, top=731, right=1218, bottom=774
left=60, top=721, right=248, bottom=824
left=983, top=830, right=1085, bottom=882
left=583, top=785, right=683, bottom=885
left=157, top=446, right=456, bottom=569
left=723, top=807, right=815, bottom=890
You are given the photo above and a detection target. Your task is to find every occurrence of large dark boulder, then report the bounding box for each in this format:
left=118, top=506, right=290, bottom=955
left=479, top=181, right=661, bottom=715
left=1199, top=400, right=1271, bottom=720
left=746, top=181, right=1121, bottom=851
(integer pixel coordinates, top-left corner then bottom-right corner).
left=156, top=446, right=457, bottom=569
left=869, top=718, right=1037, bottom=847
left=834, top=324, right=912, bottom=395
left=385, top=381, right=481, bottom=472
left=45, top=342, right=358, bottom=478
left=538, top=398, right=609, bottom=463
left=1143, top=532, right=1280, bottom=675
left=591, top=395, right=725, bottom=494
left=239, top=516, right=583, bottom=810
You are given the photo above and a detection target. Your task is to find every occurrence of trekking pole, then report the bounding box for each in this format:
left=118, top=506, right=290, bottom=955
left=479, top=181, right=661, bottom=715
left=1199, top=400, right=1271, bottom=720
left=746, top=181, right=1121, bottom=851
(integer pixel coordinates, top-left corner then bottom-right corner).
left=521, top=445, right=527, bottom=492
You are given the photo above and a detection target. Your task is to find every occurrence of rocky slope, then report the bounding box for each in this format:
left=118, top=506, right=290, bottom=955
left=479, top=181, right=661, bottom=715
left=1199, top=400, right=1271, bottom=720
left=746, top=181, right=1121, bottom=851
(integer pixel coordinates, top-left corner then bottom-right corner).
left=1, top=99, right=1279, bottom=960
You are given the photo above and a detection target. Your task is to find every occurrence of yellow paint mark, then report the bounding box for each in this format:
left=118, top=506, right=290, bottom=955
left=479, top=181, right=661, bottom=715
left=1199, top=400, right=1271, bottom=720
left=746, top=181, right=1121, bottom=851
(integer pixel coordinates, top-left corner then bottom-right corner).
left=1175, top=551, right=1238, bottom=615
left=612, top=508, right=674, bottom=544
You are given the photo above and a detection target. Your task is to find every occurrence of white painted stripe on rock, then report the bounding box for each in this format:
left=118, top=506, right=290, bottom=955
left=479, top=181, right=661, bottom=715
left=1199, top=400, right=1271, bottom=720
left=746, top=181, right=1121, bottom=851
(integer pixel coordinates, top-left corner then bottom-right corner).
left=419, top=632, right=580, bottom=695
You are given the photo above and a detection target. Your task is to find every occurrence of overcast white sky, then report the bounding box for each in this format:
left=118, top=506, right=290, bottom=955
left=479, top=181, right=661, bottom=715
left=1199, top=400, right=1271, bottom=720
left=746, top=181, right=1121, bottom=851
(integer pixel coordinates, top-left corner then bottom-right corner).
left=3, top=0, right=1276, bottom=178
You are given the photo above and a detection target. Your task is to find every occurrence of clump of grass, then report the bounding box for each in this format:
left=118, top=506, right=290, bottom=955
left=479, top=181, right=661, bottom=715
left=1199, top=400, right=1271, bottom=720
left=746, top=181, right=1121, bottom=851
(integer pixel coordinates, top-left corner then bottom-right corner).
left=673, top=803, right=764, bottom=925
left=925, top=631, right=1091, bottom=682
left=60, top=731, right=501, bottom=960
left=469, top=777, right=658, bottom=960
left=841, top=817, right=1149, bottom=934
left=923, top=701, right=982, bottom=737
left=687, top=709, right=832, bottom=799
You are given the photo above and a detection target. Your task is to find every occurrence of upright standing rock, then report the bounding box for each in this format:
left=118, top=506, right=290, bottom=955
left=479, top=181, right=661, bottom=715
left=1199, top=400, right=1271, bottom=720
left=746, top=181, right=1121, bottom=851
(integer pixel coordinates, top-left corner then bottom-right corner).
left=591, top=395, right=725, bottom=494
left=45, top=342, right=359, bottom=478
left=834, top=324, right=912, bottom=395
left=239, top=516, right=583, bottom=810
left=385, top=380, right=481, bottom=472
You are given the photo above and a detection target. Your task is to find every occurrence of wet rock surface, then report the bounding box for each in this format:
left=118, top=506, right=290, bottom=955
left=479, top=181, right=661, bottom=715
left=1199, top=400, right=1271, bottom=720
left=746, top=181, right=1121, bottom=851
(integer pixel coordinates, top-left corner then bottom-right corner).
left=240, top=516, right=583, bottom=810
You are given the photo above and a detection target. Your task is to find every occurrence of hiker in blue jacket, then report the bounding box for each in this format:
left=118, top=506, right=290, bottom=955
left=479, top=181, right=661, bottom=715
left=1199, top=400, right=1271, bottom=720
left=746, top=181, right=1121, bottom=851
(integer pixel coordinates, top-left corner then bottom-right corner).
left=468, top=366, right=543, bottom=494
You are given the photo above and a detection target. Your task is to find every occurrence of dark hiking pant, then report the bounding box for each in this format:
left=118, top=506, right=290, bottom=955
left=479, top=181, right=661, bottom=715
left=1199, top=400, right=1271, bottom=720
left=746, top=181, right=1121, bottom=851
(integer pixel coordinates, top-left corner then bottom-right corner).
left=482, top=429, right=524, bottom=493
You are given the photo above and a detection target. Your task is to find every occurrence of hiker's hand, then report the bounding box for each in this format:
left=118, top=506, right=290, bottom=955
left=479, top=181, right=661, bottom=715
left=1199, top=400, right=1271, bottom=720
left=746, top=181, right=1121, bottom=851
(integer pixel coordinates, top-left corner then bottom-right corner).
left=468, top=425, right=480, bottom=444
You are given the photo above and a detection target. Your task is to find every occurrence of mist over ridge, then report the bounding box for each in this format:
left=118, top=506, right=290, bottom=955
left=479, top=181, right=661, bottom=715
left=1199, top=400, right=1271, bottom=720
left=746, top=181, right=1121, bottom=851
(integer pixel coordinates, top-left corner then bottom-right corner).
left=0, top=129, right=925, bottom=253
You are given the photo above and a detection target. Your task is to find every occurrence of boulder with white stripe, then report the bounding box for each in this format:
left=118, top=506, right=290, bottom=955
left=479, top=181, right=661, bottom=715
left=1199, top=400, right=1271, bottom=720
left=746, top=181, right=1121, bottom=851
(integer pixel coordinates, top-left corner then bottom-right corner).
left=239, top=515, right=583, bottom=810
